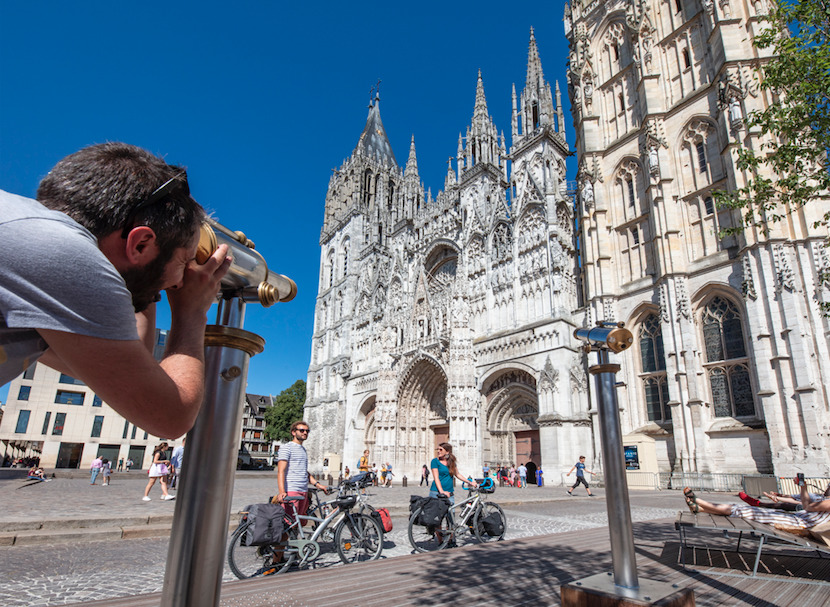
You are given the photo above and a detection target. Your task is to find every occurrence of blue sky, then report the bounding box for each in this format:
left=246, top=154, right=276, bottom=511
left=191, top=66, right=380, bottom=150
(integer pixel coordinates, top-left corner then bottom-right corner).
left=0, top=2, right=574, bottom=402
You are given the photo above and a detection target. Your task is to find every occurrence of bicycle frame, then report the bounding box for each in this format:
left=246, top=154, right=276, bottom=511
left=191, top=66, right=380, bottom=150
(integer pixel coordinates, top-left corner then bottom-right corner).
left=449, top=490, right=482, bottom=526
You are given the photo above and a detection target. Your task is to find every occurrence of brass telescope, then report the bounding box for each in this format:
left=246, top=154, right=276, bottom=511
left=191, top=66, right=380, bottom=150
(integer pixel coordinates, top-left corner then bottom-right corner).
left=195, top=217, right=297, bottom=306
left=573, top=321, right=633, bottom=353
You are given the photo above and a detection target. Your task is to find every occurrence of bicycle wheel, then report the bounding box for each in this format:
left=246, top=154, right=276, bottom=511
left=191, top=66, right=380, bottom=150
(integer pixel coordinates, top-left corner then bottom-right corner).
left=408, top=507, right=452, bottom=552
left=473, top=501, right=506, bottom=542
left=335, top=513, right=383, bottom=563
left=227, top=521, right=297, bottom=579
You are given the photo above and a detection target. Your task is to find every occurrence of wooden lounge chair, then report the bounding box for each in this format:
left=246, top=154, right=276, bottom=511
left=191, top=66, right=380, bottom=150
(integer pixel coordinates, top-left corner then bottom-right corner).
left=676, top=511, right=830, bottom=581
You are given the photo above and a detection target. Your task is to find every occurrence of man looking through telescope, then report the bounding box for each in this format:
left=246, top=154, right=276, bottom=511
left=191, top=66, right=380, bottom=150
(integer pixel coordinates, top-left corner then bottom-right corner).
left=0, top=142, right=231, bottom=438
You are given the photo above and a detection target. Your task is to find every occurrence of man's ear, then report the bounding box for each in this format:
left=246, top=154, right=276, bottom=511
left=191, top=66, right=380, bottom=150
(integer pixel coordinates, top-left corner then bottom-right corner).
left=124, top=226, right=159, bottom=265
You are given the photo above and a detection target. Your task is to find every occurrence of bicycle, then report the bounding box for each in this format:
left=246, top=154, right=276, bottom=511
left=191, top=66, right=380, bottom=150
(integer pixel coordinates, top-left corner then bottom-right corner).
left=407, top=478, right=506, bottom=552
left=227, top=473, right=383, bottom=578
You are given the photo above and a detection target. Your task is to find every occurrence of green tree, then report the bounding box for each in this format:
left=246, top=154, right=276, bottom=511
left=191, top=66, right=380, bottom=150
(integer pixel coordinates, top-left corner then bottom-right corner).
left=264, top=379, right=306, bottom=442
left=717, top=0, right=830, bottom=231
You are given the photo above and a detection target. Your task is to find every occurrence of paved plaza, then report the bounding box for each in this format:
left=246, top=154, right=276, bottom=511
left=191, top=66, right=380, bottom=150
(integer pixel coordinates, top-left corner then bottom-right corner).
left=0, top=472, right=683, bottom=606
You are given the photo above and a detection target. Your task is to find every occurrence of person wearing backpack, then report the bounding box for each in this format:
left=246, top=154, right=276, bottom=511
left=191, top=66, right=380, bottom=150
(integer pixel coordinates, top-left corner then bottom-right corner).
left=358, top=449, right=370, bottom=473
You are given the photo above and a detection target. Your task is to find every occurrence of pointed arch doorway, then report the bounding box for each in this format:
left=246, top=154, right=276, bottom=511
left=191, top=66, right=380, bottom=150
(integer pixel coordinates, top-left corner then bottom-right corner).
left=397, top=357, right=448, bottom=478
left=483, top=369, right=541, bottom=482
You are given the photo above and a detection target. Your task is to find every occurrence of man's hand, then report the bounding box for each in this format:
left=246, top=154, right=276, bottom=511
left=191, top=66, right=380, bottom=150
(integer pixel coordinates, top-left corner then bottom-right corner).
left=167, top=244, right=231, bottom=321
left=276, top=492, right=287, bottom=503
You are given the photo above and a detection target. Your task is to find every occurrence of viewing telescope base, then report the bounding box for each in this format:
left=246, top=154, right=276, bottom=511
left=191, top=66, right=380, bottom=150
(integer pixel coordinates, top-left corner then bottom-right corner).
left=561, top=572, right=694, bottom=607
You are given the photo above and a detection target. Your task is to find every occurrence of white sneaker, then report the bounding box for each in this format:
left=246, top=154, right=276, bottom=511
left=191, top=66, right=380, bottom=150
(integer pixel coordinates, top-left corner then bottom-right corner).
left=142, top=496, right=151, bottom=501
left=162, top=494, right=176, bottom=500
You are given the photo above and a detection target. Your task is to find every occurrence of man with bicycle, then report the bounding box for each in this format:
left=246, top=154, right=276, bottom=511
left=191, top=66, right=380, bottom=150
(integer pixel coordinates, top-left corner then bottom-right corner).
left=276, top=421, right=328, bottom=521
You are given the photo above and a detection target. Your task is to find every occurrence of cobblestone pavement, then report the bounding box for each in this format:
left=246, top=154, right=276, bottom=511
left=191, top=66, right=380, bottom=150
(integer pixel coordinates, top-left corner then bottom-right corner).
left=0, top=474, right=691, bottom=606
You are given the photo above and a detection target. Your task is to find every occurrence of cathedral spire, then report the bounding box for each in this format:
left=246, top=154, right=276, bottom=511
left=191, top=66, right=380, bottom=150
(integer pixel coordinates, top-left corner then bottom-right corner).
left=526, top=26, right=545, bottom=92
left=514, top=27, right=559, bottom=144
left=404, top=135, right=419, bottom=178
left=473, top=69, right=489, bottom=121
left=354, top=94, right=397, bottom=166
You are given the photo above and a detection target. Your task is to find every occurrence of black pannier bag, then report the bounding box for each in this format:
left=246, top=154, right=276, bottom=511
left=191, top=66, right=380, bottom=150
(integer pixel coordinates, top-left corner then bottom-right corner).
left=409, top=495, right=428, bottom=524
left=480, top=512, right=505, bottom=537
left=241, top=502, right=286, bottom=546
left=418, top=496, right=450, bottom=527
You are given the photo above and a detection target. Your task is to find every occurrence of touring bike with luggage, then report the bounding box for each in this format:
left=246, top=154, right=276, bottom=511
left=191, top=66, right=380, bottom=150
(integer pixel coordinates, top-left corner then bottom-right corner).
left=227, top=471, right=389, bottom=578
left=408, top=477, right=507, bottom=552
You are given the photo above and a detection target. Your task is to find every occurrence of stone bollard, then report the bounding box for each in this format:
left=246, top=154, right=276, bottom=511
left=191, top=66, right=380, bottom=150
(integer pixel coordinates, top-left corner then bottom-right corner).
left=402, top=476, right=407, bottom=487
left=327, top=474, right=333, bottom=486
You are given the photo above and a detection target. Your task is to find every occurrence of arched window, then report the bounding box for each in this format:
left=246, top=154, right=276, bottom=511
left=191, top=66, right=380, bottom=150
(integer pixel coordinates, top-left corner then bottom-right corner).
left=638, top=314, right=670, bottom=421
left=701, top=296, right=754, bottom=417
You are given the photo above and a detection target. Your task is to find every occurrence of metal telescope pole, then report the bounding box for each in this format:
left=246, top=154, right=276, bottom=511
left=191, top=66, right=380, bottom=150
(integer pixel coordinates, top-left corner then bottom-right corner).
left=564, top=322, right=694, bottom=607
left=160, top=221, right=296, bottom=607
left=591, top=348, right=638, bottom=590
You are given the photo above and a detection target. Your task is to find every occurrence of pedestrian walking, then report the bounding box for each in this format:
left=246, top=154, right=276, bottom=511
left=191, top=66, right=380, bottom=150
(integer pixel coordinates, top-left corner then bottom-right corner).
left=482, top=463, right=490, bottom=478
left=90, top=455, right=103, bottom=485
left=517, top=463, right=528, bottom=488
left=102, top=459, right=112, bottom=486
left=170, top=438, right=185, bottom=489
left=384, top=462, right=394, bottom=487
left=372, top=463, right=379, bottom=486
left=420, top=464, right=430, bottom=486
left=118, top=458, right=124, bottom=472
left=536, top=466, right=544, bottom=487
left=567, top=455, right=594, bottom=496
left=380, top=463, right=387, bottom=486
left=126, top=457, right=133, bottom=471
left=143, top=442, right=175, bottom=501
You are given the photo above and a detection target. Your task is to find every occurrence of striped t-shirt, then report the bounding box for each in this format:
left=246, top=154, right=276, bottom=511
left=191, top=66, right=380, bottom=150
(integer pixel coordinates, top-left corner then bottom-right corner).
left=278, top=441, right=309, bottom=493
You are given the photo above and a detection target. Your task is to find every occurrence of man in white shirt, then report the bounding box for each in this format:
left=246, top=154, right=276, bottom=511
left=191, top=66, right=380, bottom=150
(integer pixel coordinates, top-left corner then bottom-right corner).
left=276, top=421, right=327, bottom=520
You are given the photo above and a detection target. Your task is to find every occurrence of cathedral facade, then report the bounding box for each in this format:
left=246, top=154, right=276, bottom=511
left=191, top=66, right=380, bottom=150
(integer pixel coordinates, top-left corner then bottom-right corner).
left=304, top=3, right=830, bottom=482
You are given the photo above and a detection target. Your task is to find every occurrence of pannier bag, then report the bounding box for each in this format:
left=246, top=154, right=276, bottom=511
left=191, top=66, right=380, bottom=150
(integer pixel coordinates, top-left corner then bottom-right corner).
left=410, top=495, right=428, bottom=523
left=371, top=507, right=394, bottom=532
left=480, top=512, right=505, bottom=537
left=241, top=502, right=286, bottom=546
left=418, top=496, right=450, bottom=527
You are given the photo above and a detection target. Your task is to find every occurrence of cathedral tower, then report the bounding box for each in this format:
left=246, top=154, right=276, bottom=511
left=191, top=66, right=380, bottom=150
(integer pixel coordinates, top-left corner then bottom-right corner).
left=566, top=0, right=830, bottom=475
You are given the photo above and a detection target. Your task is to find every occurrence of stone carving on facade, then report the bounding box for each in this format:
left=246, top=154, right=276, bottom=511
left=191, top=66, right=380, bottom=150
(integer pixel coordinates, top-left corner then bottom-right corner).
left=492, top=222, right=513, bottom=261
left=538, top=356, right=560, bottom=394
left=773, top=244, right=795, bottom=293
left=675, top=276, right=691, bottom=319
left=570, top=360, right=587, bottom=394
left=741, top=253, right=758, bottom=300
left=602, top=297, right=616, bottom=322
left=659, top=282, right=670, bottom=322
left=335, top=358, right=353, bottom=379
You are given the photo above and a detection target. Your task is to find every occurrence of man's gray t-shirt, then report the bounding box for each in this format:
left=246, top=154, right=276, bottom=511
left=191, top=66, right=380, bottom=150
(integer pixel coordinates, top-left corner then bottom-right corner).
left=0, top=190, right=138, bottom=385
left=278, top=441, right=309, bottom=493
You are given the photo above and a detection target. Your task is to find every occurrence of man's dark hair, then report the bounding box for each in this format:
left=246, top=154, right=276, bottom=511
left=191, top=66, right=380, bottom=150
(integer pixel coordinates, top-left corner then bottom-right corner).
left=290, top=420, right=310, bottom=432
left=37, top=142, right=205, bottom=258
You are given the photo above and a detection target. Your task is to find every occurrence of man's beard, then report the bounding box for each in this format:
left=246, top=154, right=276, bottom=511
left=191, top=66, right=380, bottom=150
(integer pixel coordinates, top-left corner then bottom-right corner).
left=121, top=250, right=172, bottom=312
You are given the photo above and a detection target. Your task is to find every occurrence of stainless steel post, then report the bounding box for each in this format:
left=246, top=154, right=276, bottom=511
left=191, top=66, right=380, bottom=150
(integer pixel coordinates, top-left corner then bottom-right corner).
left=160, top=325, right=264, bottom=607
left=591, top=349, right=639, bottom=590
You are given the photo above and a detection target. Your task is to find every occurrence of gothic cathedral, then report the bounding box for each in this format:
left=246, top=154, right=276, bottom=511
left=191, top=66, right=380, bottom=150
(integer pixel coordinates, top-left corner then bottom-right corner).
left=305, top=3, right=830, bottom=482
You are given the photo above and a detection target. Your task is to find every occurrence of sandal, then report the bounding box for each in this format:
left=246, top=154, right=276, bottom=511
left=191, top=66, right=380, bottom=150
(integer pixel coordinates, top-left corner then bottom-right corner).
left=684, top=487, right=699, bottom=514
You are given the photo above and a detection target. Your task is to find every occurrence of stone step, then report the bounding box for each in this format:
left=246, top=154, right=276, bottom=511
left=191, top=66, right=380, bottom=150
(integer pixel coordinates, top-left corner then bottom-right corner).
left=1, top=520, right=239, bottom=546
left=6, top=526, right=125, bottom=546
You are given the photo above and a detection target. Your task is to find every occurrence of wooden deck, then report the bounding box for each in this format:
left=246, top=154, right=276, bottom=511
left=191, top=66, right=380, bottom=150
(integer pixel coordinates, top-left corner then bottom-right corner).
left=82, top=518, right=830, bottom=606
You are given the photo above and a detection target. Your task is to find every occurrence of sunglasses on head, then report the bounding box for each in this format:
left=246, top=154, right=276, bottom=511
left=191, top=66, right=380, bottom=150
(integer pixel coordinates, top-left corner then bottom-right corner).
left=120, top=174, right=191, bottom=239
